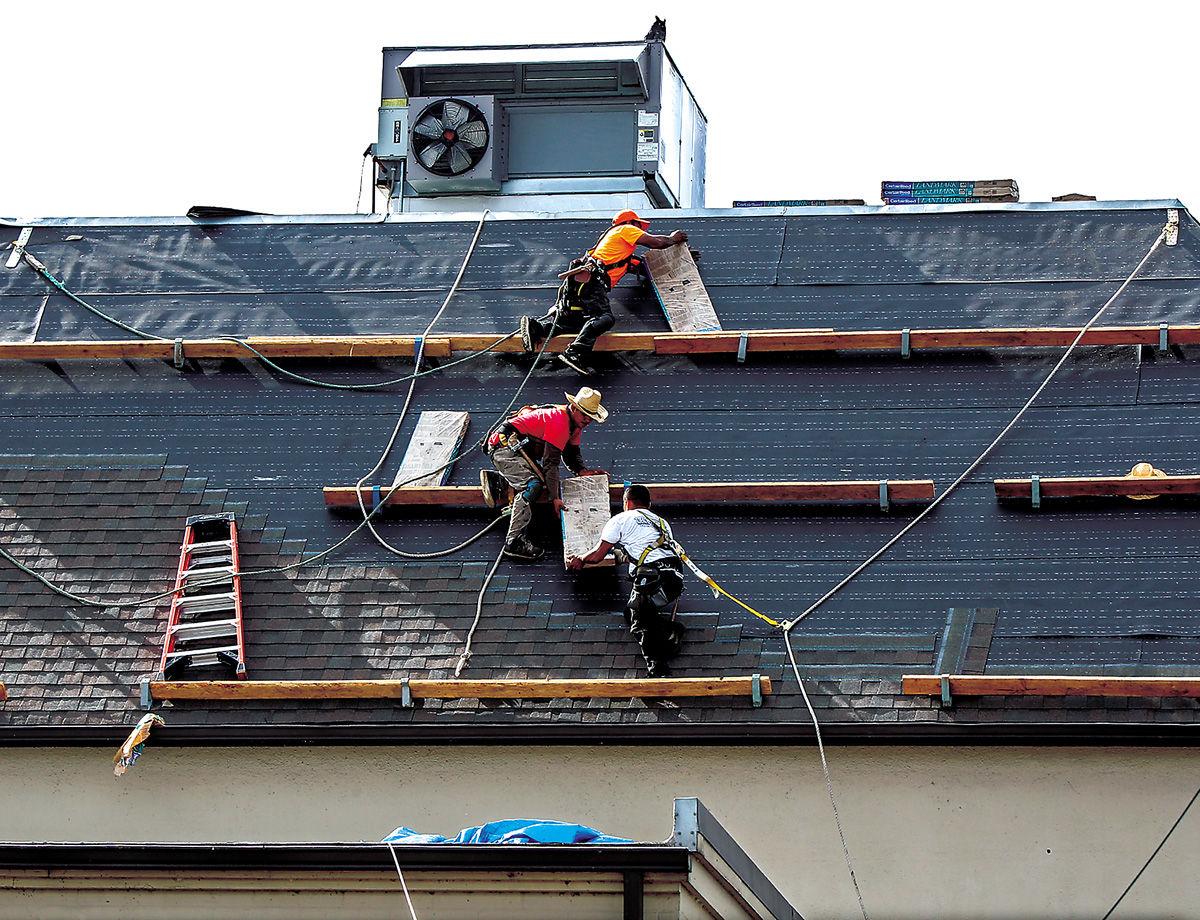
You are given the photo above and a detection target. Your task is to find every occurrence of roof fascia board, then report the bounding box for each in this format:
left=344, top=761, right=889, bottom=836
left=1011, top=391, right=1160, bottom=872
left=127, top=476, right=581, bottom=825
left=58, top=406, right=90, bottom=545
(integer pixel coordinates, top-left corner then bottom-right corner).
left=0, top=720, right=1197, bottom=747
left=3, top=199, right=1186, bottom=230
left=0, top=842, right=688, bottom=873
left=383, top=40, right=649, bottom=52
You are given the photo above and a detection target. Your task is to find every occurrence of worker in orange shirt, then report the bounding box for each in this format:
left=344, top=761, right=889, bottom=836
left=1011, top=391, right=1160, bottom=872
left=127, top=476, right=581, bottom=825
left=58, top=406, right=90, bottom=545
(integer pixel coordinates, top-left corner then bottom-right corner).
left=519, top=209, right=688, bottom=374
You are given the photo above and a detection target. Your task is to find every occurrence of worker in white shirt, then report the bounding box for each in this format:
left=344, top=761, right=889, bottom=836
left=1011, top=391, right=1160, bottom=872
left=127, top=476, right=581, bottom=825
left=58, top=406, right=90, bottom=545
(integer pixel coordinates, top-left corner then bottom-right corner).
left=567, top=484, right=685, bottom=677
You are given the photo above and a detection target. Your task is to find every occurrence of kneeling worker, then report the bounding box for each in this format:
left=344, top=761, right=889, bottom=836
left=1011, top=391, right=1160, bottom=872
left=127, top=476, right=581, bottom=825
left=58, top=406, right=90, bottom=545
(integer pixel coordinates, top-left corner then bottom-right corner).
left=520, top=210, right=689, bottom=374
left=483, top=387, right=609, bottom=562
left=568, top=484, right=685, bottom=677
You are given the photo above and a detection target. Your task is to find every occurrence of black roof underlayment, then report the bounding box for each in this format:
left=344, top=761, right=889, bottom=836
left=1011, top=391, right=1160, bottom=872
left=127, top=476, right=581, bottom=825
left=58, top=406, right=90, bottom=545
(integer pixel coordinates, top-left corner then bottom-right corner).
left=1, top=201, right=1199, bottom=744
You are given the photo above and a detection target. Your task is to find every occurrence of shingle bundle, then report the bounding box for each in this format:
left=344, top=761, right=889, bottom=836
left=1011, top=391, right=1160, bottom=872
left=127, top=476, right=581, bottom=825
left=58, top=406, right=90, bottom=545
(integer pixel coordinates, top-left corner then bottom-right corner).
left=881, top=179, right=1019, bottom=205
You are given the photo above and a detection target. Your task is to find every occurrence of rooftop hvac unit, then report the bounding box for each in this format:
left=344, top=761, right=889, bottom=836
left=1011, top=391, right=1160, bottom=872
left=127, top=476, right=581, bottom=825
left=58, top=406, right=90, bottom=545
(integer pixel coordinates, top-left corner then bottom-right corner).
left=405, top=95, right=502, bottom=193
left=376, top=28, right=707, bottom=209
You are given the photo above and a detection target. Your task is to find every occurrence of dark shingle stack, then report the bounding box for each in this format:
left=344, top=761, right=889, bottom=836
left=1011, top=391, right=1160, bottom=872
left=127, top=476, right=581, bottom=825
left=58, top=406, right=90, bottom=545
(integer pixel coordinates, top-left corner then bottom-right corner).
left=881, top=179, right=1019, bottom=204
left=732, top=199, right=866, bottom=207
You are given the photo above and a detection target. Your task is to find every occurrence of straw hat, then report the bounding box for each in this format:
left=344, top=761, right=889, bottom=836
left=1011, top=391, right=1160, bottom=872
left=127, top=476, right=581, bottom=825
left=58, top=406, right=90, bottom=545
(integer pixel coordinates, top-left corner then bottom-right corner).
left=1127, top=461, right=1166, bottom=500
left=564, top=386, right=609, bottom=423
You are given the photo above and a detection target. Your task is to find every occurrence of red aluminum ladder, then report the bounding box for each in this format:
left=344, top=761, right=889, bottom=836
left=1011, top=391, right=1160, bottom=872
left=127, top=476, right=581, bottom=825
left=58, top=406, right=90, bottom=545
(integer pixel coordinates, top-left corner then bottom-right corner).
left=156, top=513, right=247, bottom=680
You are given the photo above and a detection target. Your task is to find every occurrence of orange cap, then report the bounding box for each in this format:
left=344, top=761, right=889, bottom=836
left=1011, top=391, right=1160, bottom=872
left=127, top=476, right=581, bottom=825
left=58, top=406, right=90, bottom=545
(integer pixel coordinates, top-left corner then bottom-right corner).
left=612, top=209, right=650, bottom=229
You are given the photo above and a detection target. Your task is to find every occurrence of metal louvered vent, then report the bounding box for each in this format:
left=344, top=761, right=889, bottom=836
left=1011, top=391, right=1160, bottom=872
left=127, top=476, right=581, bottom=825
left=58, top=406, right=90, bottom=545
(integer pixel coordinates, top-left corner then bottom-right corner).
left=411, top=98, right=491, bottom=177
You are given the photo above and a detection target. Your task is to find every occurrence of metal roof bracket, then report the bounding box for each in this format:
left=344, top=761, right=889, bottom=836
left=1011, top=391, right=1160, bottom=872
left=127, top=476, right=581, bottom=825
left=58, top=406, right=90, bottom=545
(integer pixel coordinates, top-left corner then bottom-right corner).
left=1166, top=209, right=1179, bottom=247
left=413, top=335, right=424, bottom=359
left=879, top=480, right=890, bottom=512
left=1159, top=323, right=1170, bottom=353
left=900, top=328, right=911, bottom=359
left=940, top=674, right=953, bottom=707
left=1031, top=474, right=1041, bottom=509
left=5, top=228, right=31, bottom=270
left=140, top=678, right=153, bottom=710
left=750, top=673, right=763, bottom=707
left=400, top=677, right=413, bottom=708
left=172, top=338, right=185, bottom=369
left=736, top=332, right=749, bottom=363
left=371, top=484, right=382, bottom=511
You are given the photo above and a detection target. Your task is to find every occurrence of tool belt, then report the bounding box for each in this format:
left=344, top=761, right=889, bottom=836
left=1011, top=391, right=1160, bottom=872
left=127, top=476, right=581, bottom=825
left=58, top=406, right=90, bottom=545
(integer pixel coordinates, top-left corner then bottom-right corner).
left=633, top=556, right=683, bottom=591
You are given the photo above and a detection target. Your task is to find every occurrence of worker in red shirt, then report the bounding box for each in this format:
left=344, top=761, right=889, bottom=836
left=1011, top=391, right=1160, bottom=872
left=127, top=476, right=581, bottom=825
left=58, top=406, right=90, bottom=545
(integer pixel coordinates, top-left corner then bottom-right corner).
left=481, top=387, right=609, bottom=561
left=519, top=209, right=689, bottom=374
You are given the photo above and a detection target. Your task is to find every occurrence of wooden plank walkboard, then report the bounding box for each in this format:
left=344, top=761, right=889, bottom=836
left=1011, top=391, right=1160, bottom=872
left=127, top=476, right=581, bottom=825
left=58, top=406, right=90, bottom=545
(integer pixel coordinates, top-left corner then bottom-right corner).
left=644, top=246, right=722, bottom=333
left=392, top=411, right=471, bottom=488
left=904, top=675, right=1200, bottom=699
left=559, top=474, right=614, bottom=569
left=148, top=676, right=771, bottom=701
left=6, top=324, right=1200, bottom=362
left=325, top=479, right=937, bottom=510
left=995, top=474, right=1200, bottom=501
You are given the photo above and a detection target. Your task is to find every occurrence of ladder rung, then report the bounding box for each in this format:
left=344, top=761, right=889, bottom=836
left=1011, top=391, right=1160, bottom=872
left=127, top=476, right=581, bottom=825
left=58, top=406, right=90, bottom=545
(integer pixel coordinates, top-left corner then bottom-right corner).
left=170, top=619, right=238, bottom=640
left=186, top=556, right=234, bottom=568
left=187, top=539, right=233, bottom=554
left=165, top=644, right=240, bottom=664
left=182, top=565, right=234, bottom=581
left=184, top=559, right=233, bottom=571
left=173, top=592, right=237, bottom=614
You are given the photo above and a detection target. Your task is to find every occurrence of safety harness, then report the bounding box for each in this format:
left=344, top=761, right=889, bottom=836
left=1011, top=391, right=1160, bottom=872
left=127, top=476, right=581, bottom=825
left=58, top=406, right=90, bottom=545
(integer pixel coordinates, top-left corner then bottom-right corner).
left=585, top=225, right=643, bottom=291
left=630, top=509, right=781, bottom=628
left=634, top=509, right=678, bottom=566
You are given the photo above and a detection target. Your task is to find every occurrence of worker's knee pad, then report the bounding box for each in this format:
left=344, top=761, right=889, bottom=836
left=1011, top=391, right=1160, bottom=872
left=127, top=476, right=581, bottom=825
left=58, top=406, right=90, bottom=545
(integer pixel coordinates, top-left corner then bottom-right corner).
left=521, top=479, right=543, bottom=503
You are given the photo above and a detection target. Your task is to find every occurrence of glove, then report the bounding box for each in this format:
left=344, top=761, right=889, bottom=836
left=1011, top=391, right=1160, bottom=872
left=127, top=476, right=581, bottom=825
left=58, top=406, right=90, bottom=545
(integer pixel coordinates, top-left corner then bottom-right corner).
left=552, top=498, right=565, bottom=515
left=505, top=433, right=524, bottom=451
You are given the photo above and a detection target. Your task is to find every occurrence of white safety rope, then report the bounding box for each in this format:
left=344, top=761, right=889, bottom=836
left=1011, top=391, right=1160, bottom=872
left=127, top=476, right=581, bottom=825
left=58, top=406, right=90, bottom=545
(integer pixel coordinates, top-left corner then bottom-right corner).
left=0, top=212, right=539, bottom=605
left=454, top=542, right=506, bottom=677
left=782, top=222, right=1170, bottom=633
left=355, top=210, right=492, bottom=558
left=784, top=632, right=869, bottom=919
left=386, top=842, right=421, bottom=920
left=772, top=220, right=1171, bottom=920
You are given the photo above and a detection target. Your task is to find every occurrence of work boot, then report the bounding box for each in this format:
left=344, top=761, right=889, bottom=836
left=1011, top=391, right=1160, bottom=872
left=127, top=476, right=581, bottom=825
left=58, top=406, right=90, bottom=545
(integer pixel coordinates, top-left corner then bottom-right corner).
left=502, top=536, right=545, bottom=562
left=480, top=469, right=507, bottom=509
left=519, top=316, right=534, bottom=353
left=646, top=658, right=670, bottom=678
left=557, top=350, right=592, bottom=375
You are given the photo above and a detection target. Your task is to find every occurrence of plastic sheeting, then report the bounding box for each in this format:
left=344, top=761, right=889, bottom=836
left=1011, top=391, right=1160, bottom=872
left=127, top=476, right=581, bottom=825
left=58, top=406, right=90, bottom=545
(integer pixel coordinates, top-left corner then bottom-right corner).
left=383, top=819, right=631, bottom=845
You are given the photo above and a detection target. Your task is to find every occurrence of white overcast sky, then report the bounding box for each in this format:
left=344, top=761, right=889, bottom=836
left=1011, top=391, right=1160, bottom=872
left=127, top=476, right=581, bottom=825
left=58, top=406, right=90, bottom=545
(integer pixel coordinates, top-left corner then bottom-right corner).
left=1, top=0, right=1196, bottom=217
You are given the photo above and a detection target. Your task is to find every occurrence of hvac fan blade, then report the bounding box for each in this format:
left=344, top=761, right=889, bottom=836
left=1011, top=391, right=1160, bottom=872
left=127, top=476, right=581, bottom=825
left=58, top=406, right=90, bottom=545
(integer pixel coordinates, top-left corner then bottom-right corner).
left=418, top=142, right=447, bottom=169
left=458, top=120, right=488, bottom=149
left=413, top=115, right=444, bottom=138
left=442, top=100, right=468, bottom=130
left=448, top=144, right=474, bottom=174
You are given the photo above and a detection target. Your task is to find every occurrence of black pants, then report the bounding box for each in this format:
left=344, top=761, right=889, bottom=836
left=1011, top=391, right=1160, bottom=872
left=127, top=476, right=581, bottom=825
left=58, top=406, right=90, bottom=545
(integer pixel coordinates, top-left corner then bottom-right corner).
left=625, top=559, right=685, bottom=670
left=528, top=308, right=616, bottom=360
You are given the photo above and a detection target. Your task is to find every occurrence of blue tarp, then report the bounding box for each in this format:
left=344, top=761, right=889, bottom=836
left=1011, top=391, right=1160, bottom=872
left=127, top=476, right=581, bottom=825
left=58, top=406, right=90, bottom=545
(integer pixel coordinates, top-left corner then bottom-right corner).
left=383, top=819, right=632, bottom=845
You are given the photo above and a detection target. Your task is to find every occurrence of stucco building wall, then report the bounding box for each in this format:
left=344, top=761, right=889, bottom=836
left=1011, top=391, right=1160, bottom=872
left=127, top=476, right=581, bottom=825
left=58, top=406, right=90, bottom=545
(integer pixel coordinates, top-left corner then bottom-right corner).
left=1, top=744, right=1195, bottom=920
